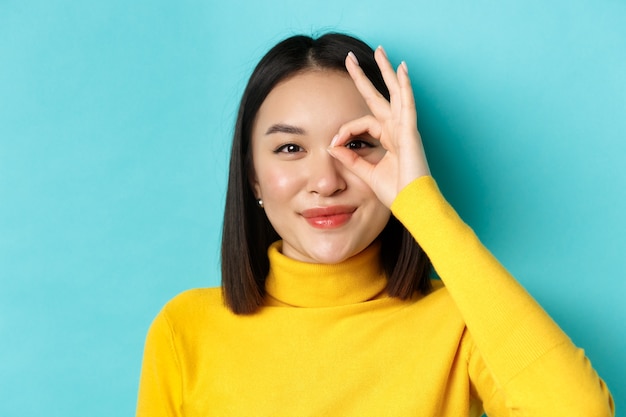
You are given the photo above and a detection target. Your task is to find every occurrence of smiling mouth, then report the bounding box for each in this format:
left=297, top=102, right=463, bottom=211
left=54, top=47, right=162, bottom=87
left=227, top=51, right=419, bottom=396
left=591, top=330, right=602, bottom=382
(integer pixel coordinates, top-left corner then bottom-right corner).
left=301, top=206, right=356, bottom=229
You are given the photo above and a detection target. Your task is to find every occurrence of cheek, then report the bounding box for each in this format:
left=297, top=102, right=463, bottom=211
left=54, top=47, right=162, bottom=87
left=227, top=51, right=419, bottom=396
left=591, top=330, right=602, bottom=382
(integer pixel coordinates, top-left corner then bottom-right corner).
left=257, top=164, right=301, bottom=201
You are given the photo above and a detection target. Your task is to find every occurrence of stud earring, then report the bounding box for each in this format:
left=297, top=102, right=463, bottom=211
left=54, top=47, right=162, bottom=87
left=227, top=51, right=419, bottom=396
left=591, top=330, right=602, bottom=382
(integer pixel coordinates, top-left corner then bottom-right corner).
left=257, top=199, right=264, bottom=208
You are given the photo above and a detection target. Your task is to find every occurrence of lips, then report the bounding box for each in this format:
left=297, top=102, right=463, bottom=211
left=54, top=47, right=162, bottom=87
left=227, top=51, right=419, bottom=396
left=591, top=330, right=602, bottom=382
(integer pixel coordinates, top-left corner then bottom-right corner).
left=301, top=205, right=356, bottom=229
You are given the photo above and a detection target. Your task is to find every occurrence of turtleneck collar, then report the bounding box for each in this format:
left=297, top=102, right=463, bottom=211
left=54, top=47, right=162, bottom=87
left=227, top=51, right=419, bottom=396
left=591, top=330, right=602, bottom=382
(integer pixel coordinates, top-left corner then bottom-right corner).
left=264, top=241, right=388, bottom=308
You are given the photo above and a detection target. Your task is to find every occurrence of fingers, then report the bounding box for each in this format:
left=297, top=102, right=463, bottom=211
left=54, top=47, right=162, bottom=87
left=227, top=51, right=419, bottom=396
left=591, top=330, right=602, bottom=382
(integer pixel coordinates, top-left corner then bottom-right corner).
left=336, top=46, right=426, bottom=204
left=345, top=47, right=417, bottom=124
left=373, top=46, right=402, bottom=114
left=375, top=47, right=418, bottom=125
left=396, top=61, right=418, bottom=123
left=327, top=114, right=383, bottom=188
left=326, top=142, right=377, bottom=187
left=345, top=53, right=390, bottom=118
left=331, top=115, right=382, bottom=147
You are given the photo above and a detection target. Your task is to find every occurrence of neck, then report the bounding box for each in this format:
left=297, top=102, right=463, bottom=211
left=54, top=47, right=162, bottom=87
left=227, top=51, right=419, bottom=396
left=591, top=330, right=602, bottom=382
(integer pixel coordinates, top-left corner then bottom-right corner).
left=264, top=241, right=387, bottom=308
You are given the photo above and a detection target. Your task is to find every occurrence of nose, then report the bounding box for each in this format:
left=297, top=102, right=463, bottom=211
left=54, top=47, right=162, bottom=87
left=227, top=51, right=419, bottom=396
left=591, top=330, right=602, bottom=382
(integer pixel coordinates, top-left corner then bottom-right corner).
left=306, top=149, right=347, bottom=197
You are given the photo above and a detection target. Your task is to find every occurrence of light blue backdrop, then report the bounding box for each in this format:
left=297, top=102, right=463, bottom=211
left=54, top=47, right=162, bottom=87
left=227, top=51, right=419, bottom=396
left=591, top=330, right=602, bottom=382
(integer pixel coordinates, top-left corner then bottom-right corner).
left=1, top=0, right=624, bottom=415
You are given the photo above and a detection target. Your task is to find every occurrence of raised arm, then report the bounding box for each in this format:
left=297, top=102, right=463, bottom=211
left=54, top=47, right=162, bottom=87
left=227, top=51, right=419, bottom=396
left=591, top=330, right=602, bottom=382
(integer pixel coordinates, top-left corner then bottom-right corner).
left=329, top=46, right=614, bottom=416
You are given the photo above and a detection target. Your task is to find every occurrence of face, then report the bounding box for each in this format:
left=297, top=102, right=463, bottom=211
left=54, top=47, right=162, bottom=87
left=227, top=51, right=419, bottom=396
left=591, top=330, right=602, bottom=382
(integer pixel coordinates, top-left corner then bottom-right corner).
left=250, top=70, right=390, bottom=264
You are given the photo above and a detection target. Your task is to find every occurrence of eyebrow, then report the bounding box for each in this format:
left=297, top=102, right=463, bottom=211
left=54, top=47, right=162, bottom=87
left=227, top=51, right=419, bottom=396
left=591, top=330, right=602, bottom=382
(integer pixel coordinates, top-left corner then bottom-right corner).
left=265, top=123, right=306, bottom=136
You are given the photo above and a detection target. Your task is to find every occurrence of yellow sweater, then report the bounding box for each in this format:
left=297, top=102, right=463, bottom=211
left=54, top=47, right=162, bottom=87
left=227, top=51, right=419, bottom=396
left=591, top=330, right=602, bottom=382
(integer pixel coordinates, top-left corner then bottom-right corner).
left=136, top=177, right=613, bottom=416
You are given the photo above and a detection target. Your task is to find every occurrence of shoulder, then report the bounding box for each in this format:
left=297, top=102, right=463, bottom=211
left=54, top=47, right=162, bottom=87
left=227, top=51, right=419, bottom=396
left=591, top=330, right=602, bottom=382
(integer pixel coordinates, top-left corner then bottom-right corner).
left=398, top=279, right=462, bottom=326
left=420, top=278, right=452, bottom=308
left=155, top=287, right=230, bottom=330
left=165, top=287, right=224, bottom=310
left=414, top=279, right=469, bottom=331
left=142, top=288, right=235, bottom=370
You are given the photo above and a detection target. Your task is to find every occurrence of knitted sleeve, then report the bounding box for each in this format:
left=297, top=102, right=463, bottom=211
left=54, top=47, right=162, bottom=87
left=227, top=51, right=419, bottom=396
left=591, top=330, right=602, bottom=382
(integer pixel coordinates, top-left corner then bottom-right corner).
left=136, top=307, right=183, bottom=417
left=391, top=176, right=614, bottom=416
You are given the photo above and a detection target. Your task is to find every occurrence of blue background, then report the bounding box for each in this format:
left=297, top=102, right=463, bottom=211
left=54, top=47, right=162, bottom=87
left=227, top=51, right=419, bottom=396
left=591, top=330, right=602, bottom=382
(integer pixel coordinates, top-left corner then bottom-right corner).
left=1, top=0, right=624, bottom=415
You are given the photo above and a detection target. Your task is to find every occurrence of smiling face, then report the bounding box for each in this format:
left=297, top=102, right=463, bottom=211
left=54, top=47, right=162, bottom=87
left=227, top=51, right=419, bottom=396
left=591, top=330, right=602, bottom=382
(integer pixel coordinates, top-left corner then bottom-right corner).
left=250, top=70, right=390, bottom=264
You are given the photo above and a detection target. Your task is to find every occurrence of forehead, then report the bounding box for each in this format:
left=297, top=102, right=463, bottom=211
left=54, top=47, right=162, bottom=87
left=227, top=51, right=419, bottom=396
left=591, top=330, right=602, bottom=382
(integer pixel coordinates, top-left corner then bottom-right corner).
left=253, top=70, right=371, bottom=133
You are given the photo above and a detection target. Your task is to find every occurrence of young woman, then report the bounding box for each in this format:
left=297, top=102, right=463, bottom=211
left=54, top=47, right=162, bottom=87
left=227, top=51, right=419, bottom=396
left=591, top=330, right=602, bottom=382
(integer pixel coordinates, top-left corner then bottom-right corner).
left=136, top=33, right=614, bottom=416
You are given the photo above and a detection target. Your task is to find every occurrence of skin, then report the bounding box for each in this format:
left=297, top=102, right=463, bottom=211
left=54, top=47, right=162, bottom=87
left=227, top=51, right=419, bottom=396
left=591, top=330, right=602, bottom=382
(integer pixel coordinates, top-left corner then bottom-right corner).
left=330, top=49, right=430, bottom=207
left=251, top=70, right=391, bottom=264
left=251, top=47, right=430, bottom=264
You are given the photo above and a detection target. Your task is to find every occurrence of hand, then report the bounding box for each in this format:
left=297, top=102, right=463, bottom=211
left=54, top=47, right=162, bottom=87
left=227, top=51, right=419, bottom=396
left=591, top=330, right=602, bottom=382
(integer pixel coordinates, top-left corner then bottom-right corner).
left=327, top=46, right=430, bottom=208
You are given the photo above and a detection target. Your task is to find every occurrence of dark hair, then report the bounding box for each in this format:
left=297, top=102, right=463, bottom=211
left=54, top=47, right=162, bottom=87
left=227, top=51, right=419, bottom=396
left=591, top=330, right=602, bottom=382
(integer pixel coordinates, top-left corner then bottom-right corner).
left=221, top=32, right=432, bottom=315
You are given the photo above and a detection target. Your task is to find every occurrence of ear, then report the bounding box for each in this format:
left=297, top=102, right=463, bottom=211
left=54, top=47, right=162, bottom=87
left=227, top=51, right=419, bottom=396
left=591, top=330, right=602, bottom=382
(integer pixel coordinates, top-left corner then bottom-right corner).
left=252, top=182, right=262, bottom=201
left=248, top=167, right=262, bottom=201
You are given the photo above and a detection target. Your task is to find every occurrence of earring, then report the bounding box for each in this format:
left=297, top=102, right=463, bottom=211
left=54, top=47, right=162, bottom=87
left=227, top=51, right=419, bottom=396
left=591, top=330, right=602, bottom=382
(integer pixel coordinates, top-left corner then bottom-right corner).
left=257, top=199, right=264, bottom=208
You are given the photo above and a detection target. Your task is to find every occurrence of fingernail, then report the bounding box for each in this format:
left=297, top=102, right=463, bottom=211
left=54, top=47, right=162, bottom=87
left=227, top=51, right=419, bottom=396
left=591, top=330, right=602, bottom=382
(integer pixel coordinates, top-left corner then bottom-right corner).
left=401, top=61, right=408, bottom=74
left=377, top=45, right=387, bottom=58
left=347, top=51, right=359, bottom=66
left=330, top=134, right=339, bottom=147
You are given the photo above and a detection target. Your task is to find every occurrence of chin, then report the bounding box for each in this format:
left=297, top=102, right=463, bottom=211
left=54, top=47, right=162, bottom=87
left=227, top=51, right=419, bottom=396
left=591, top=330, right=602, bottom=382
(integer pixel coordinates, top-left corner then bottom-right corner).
left=307, top=244, right=363, bottom=265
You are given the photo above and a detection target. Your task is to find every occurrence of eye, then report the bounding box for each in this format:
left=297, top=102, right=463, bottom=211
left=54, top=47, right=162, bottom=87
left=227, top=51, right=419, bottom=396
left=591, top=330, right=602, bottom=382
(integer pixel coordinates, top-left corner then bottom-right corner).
left=274, top=143, right=304, bottom=154
left=345, top=139, right=375, bottom=151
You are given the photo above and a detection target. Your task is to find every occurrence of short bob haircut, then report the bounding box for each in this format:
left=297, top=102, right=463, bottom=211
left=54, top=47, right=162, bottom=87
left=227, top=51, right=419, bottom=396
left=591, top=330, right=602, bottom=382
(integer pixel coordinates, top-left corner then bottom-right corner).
left=221, top=32, right=432, bottom=315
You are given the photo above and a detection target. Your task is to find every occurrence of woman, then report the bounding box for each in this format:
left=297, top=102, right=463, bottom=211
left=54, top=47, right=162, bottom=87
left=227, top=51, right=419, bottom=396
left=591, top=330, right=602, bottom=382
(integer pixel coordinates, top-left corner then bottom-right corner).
left=137, top=33, right=614, bottom=416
